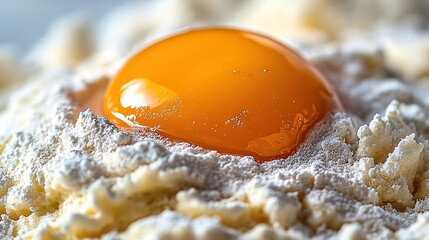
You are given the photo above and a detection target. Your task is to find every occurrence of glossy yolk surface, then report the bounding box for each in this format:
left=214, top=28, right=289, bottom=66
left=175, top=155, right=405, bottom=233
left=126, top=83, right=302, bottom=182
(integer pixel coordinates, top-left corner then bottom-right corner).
left=103, top=28, right=341, bottom=162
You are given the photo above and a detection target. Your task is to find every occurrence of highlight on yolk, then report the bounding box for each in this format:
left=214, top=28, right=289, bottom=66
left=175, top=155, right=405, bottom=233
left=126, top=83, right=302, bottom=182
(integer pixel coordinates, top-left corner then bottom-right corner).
left=103, top=27, right=341, bottom=162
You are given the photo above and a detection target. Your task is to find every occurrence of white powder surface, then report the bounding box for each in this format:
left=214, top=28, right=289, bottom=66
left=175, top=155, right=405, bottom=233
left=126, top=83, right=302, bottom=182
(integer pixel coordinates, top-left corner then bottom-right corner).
left=2, top=0, right=429, bottom=239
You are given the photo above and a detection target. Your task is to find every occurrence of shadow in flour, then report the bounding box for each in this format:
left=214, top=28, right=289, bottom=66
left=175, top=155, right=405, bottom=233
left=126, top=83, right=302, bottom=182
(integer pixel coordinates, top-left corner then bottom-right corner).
left=71, top=75, right=109, bottom=119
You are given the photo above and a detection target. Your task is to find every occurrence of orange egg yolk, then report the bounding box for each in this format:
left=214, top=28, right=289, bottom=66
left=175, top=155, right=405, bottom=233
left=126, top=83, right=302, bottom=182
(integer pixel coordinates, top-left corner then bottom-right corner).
left=103, top=28, right=341, bottom=162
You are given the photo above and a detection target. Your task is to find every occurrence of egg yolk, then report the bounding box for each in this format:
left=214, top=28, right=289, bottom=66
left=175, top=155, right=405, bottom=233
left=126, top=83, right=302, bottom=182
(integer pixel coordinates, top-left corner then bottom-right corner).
left=103, top=28, right=341, bottom=162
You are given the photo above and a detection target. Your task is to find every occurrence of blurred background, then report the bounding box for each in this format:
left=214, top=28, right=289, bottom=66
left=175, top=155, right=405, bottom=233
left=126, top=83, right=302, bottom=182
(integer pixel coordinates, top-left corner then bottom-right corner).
left=2, top=0, right=429, bottom=55
left=0, top=0, right=139, bottom=53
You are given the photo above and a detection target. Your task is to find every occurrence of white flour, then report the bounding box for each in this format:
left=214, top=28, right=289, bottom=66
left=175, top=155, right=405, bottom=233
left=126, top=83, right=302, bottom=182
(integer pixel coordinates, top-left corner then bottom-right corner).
left=2, top=0, right=429, bottom=239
